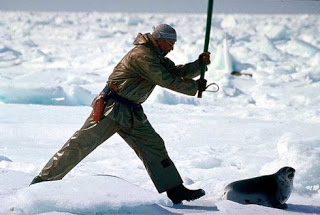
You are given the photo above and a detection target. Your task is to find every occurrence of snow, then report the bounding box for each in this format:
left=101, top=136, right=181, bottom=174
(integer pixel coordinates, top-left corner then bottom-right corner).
left=0, top=11, right=320, bottom=214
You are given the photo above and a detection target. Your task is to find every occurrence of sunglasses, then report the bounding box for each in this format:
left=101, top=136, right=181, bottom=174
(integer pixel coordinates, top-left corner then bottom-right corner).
left=165, top=40, right=175, bottom=47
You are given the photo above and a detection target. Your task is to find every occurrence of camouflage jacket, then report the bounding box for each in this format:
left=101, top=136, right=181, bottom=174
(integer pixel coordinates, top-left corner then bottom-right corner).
left=103, top=33, right=202, bottom=128
left=107, top=33, right=201, bottom=104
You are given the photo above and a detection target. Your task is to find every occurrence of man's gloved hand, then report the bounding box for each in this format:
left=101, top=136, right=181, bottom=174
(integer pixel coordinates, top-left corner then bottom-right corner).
left=198, top=52, right=211, bottom=66
left=196, top=78, right=207, bottom=92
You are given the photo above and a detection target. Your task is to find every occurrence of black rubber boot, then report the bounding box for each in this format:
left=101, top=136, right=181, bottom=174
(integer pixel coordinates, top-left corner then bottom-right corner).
left=29, top=176, right=46, bottom=186
left=166, top=184, right=205, bottom=204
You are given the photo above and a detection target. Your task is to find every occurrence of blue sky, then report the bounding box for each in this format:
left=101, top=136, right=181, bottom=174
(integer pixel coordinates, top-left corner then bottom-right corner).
left=0, top=0, right=319, bottom=14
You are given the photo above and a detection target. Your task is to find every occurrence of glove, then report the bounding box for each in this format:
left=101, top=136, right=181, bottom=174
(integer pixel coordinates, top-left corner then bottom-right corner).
left=196, top=78, right=207, bottom=92
left=198, top=52, right=211, bottom=66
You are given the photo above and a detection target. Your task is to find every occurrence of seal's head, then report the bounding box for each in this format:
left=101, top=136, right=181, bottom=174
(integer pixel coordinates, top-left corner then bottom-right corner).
left=276, top=166, right=295, bottom=204
left=276, top=166, right=295, bottom=183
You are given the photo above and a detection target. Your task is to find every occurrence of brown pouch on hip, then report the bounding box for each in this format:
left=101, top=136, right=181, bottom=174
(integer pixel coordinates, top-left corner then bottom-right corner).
left=91, top=95, right=106, bottom=123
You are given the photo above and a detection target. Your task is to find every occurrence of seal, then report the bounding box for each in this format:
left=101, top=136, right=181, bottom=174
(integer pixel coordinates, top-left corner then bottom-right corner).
left=222, top=166, right=295, bottom=209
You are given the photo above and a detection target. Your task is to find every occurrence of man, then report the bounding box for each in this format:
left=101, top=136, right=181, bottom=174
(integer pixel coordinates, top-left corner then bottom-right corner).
left=30, top=24, right=210, bottom=204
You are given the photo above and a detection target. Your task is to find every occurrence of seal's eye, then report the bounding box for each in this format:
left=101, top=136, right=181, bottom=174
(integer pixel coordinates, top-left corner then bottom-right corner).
left=288, top=172, right=294, bottom=179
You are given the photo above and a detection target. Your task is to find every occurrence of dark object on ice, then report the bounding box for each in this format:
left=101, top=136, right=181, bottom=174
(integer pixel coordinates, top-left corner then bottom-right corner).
left=0, top=155, right=12, bottom=162
left=30, top=175, right=47, bottom=185
left=222, top=167, right=295, bottom=209
left=167, top=184, right=205, bottom=204
left=231, top=71, right=252, bottom=77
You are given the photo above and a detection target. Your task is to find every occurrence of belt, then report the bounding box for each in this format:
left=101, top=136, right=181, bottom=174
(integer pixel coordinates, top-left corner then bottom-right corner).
left=109, top=92, right=141, bottom=109
left=102, top=85, right=140, bottom=109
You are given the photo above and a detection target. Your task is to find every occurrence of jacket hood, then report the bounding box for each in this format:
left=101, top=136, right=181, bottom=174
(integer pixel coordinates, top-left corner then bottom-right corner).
left=133, top=33, right=163, bottom=59
left=133, top=33, right=150, bottom=45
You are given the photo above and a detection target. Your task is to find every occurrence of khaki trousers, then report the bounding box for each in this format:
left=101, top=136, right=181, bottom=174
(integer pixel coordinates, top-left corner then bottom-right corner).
left=39, top=109, right=183, bottom=193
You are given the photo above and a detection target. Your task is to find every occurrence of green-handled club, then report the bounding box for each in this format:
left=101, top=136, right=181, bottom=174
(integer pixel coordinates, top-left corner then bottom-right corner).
left=198, top=0, right=214, bottom=98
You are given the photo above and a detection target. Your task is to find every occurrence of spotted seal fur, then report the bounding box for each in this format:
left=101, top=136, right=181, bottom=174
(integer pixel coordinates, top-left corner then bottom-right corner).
left=222, top=167, right=295, bottom=209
